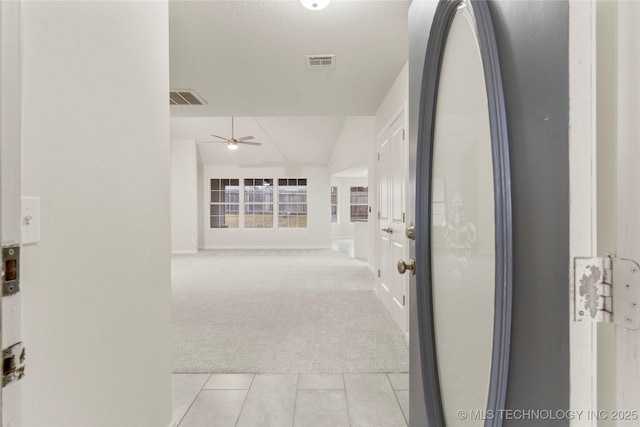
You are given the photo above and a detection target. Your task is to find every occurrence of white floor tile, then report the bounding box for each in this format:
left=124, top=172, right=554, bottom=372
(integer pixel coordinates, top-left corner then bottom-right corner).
left=172, top=372, right=410, bottom=427
left=344, top=373, right=407, bottom=427
left=235, top=374, right=298, bottom=427
left=294, top=390, right=350, bottom=427
left=387, top=373, right=409, bottom=390
left=298, top=373, right=344, bottom=390
left=204, top=373, right=255, bottom=390
left=179, top=390, right=247, bottom=427
left=395, top=390, right=410, bottom=424
left=171, top=374, right=210, bottom=427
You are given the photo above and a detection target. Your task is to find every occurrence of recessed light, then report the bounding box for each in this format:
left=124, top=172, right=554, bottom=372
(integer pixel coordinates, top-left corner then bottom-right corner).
left=300, top=0, right=330, bottom=11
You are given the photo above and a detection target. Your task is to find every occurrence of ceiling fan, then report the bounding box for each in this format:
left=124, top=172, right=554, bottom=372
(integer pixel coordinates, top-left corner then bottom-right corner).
left=201, top=117, right=262, bottom=150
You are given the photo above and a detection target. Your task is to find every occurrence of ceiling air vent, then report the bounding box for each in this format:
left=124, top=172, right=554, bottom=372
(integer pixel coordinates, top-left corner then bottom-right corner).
left=169, top=89, right=207, bottom=106
left=305, top=55, right=335, bottom=70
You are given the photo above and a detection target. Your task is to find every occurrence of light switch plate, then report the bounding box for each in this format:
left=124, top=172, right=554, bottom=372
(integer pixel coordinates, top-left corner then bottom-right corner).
left=21, top=197, right=40, bottom=245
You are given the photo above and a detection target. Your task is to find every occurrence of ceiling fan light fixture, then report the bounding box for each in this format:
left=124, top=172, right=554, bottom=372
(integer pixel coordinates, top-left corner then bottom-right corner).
left=203, top=117, right=262, bottom=148
left=300, top=0, right=330, bottom=11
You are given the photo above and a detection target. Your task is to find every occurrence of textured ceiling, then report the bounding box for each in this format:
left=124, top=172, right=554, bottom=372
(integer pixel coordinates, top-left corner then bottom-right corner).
left=169, top=0, right=410, bottom=117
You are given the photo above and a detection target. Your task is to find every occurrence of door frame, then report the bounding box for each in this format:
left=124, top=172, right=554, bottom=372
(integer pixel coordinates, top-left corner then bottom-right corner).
left=1, top=0, right=24, bottom=423
left=569, top=0, right=640, bottom=422
left=612, top=1, right=640, bottom=415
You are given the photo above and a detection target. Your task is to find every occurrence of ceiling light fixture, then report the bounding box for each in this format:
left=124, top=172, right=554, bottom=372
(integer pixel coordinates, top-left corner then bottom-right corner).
left=227, top=141, right=238, bottom=150
left=300, top=0, right=330, bottom=11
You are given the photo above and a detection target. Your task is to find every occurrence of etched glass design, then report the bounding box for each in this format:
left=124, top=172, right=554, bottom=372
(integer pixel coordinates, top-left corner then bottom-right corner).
left=431, top=8, right=496, bottom=425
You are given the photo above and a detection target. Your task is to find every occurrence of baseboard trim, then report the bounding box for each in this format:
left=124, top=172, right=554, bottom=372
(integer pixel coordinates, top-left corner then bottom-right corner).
left=171, top=250, right=199, bottom=255
left=202, top=246, right=330, bottom=250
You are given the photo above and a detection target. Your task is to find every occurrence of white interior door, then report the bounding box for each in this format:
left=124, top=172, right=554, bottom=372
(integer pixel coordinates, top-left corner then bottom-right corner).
left=377, top=111, right=407, bottom=334
left=1, top=1, right=24, bottom=424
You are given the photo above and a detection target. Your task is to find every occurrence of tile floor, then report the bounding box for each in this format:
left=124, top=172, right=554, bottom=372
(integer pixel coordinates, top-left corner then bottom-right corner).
left=172, top=373, right=409, bottom=427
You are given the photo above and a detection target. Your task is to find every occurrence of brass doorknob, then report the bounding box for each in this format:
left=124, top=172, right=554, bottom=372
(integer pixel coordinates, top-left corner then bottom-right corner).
left=406, top=225, right=415, bottom=240
left=397, top=258, right=416, bottom=275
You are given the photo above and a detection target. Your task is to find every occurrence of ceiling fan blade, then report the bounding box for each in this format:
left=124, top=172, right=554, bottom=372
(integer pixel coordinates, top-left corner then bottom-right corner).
left=238, top=141, right=262, bottom=146
left=238, top=136, right=255, bottom=141
left=210, top=134, right=229, bottom=141
left=199, top=140, right=228, bottom=144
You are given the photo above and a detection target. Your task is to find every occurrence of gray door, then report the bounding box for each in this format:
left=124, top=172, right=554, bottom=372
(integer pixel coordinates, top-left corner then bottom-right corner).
left=410, top=0, right=514, bottom=425
left=409, top=1, right=572, bottom=425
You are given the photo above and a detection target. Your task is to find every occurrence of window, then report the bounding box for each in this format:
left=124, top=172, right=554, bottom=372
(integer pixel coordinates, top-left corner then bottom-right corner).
left=278, top=178, right=307, bottom=228
left=244, top=179, right=274, bottom=228
left=350, top=186, right=368, bottom=222
left=330, top=186, right=338, bottom=223
left=210, top=179, right=240, bottom=228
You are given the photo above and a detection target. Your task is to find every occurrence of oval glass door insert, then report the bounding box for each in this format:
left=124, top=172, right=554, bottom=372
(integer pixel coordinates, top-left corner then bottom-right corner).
left=431, top=5, right=495, bottom=425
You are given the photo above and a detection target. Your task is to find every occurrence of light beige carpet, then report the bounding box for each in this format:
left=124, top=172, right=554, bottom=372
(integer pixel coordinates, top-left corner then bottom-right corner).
left=172, top=249, right=409, bottom=373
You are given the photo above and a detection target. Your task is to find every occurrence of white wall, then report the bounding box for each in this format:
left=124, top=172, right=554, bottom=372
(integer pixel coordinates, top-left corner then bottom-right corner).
left=330, top=176, right=369, bottom=239
left=198, top=158, right=205, bottom=249
left=21, top=2, right=171, bottom=426
left=171, top=139, right=199, bottom=253
left=203, top=165, right=331, bottom=248
left=374, top=62, right=409, bottom=134
left=328, top=116, right=374, bottom=175
left=1, top=0, right=21, bottom=246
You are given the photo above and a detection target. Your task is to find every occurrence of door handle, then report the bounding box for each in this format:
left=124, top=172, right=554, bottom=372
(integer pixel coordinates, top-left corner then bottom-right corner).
left=382, top=227, right=393, bottom=234
left=397, top=258, right=415, bottom=275
left=406, top=225, right=415, bottom=240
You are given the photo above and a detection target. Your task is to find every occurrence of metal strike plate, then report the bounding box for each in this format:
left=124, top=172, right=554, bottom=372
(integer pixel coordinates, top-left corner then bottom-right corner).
left=2, top=245, right=20, bottom=296
left=612, top=258, right=640, bottom=329
left=3, top=342, right=25, bottom=387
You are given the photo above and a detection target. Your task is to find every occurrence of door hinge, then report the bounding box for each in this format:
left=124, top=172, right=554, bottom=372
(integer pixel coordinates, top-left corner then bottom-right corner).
left=377, top=212, right=381, bottom=220
left=2, top=245, right=20, bottom=296
left=3, top=342, right=25, bottom=387
left=402, top=129, right=405, bottom=141
left=403, top=295, right=406, bottom=306
left=573, top=255, right=640, bottom=329
left=377, top=153, right=380, bottom=161
left=377, top=269, right=381, bottom=278
left=402, top=212, right=405, bottom=223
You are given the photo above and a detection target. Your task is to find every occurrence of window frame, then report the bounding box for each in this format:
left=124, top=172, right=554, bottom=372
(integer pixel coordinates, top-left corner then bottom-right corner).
left=243, top=178, right=275, bottom=229
left=349, top=186, right=369, bottom=223
left=277, top=178, right=308, bottom=229
left=331, top=186, right=338, bottom=223
left=209, top=178, right=240, bottom=229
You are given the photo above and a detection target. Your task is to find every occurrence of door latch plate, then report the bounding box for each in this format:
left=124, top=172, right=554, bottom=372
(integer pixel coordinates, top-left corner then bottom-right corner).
left=2, top=245, right=20, bottom=296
